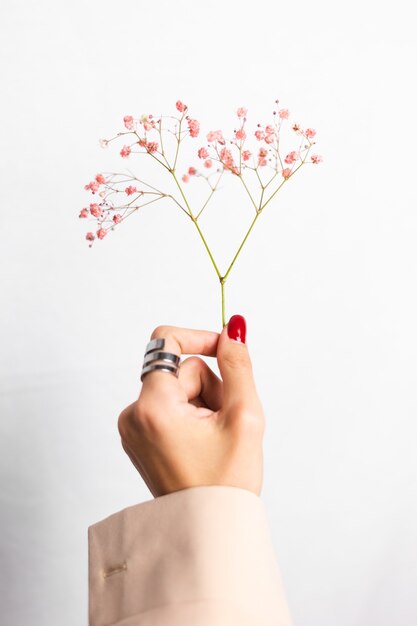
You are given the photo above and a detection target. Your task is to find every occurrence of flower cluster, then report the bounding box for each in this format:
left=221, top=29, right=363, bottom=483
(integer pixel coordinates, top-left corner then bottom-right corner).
left=80, top=99, right=322, bottom=323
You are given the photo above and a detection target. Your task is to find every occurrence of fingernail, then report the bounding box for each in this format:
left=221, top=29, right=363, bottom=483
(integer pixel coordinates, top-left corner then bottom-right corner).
left=227, top=315, right=247, bottom=343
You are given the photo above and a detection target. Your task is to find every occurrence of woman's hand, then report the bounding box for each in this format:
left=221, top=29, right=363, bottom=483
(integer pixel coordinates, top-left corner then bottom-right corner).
left=117, top=315, right=265, bottom=497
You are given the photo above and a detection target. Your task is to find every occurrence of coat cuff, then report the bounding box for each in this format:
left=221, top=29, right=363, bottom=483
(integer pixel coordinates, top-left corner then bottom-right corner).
left=88, top=485, right=293, bottom=626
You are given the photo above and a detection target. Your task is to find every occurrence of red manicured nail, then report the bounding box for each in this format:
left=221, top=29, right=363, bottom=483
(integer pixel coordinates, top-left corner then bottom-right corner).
left=227, top=315, right=247, bottom=343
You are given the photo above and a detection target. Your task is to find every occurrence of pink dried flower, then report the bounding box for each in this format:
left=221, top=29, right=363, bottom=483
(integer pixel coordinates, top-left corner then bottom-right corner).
left=305, top=128, right=316, bottom=139
left=311, top=154, right=323, bottom=164
left=124, top=115, right=134, bottom=131
left=235, top=129, right=246, bottom=140
left=113, top=214, right=122, bottom=224
left=284, top=151, right=299, bottom=164
left=146, top=141, right=158, bottom=153
left=198, top=147, right=209, bottom=159
left=258, top=148, right=268, bottom=166
left=242, top=150, right=251, bottom=161
left=204, top=159, right=213, bottom=168
left=292, top=124, right=302, bottom=133
left=188, top=166, right=197, bottom=176
left=84, top=180, right=100, bottom=193
left=264, top=134, right=274, bottom=144
left=265, top=125, right=274, bottom=135
left=95, top=173, right=106, bottom=184
left=97, top=228, right=107, bottom=240
left=182, top=174, right=190, bottom=183
left=237, top=107, right=248, bottom=118
left=89, top=203, right=103, bottom=218
left=278, top=109, right=290, bottom=119
left=187, top=118, right=200, bottom=138
left=79, top=208, right=89, bottom=218
left=220, top=148, right=239, bottom=174
left=125, top=185, right=137, bottom=195
left=141, top=116, right=156, bottom=131
left=120, top=145, right=131, bottom=158
left=282, top=168, right=292, bottom=178
left=86, top=232, right=95, bottom=242
left=176, top=100, right=187, bottom=113
left=254, top=130, right=265, bottom=141
left=207, top=130, right=225, bottom=144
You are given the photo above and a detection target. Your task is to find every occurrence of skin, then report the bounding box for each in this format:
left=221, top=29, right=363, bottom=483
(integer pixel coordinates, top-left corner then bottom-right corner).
left=117, top=322, right=266, bottom=498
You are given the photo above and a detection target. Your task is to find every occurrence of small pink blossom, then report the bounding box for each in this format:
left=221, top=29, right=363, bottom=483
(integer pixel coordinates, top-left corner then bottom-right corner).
left=242, top=150, right=251, bottom=161
left=90, top=203, right=103, bottom=218
left=187, top=118, right=200, bottom=138
left=84, top=180, right=100, bottom=193
left=176, top=100, right=187, bottom=113
left=120, top=145, right=131, bottom=158
left=188, top=166, right=197, bottom=176
left=235, top=129, right=246, bottom=140
left=198, top=147, right=209, bottom=159
left=123, top=115, right=134, bottom=131
left=86, top=232, right=95, bottom=242
left=97, top=228, right=107, bottom=240
left=255, top=130, right=265, bottom=141
left=125, top=185, right=137, bottom=195
left=99, top=139, right=109, bottom=148
left=220, top=148, right=238, bottom=174
left=95, top=173, right=106, bottom=184
left=204, top=159, right=213, bottom=168
left=182, top=174, right=190, bottom=183
left=141, top=115, right=156, bottom=131
left=264, top=134, right=275, bottom=144
left=292, top=124, right=302, bottom=133
left=311, top=154, right=323, bottom=164
left=146, top=141, right=158, bottom=153
left=258, top=148, right=268, bottom=167
left=237, top=107, right=247, bottom=118
left=305, top=128, right=316, bottom=139
left=113, top=214, right=122, bottom=224
left=207, top=130, right=225, bottom=144
left=278, top=109, right=290, bottom=119
left=79, top=208, right=89, bottom=218
left=284, top=151, right=299, bottom=164
left=265, top=125, right=275, bottom=135
left=282, top=168, right=292, bottom=178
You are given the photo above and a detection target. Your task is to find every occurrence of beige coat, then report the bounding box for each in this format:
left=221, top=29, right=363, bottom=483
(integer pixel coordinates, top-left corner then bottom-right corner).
left=88, top=485, right=293, bottom=625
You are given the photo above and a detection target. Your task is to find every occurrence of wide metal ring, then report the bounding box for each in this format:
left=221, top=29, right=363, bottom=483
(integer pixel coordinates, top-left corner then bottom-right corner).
left=141, top=363, right=179, bottom=382
left=144, top=338, right=165, bottom=356
left=143, top=351, right=181, bottom=367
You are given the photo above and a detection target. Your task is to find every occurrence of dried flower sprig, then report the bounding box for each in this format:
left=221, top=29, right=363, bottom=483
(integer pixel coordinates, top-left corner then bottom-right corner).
left=80, top=100, right=322, bottom=326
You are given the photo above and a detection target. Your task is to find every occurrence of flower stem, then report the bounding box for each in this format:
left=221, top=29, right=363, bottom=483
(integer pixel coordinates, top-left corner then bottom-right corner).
left=220, top=278, right=226, bottom=327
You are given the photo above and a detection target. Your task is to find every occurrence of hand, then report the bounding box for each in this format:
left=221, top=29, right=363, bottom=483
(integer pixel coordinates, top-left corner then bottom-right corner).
left=117, top=315, right=265, bottom=497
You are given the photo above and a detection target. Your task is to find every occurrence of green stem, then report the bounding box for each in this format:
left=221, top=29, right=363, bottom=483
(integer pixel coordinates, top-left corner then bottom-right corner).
left=170, top=170, right=222, bottom=279
left=221, top=278, right=226, bottom=327
left=223, top=211, right=261, bottom=281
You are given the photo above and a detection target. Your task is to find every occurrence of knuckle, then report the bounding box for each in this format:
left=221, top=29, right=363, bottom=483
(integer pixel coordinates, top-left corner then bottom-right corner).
left=150, top=325, right=173, bottom=340
left=183, top=355, right=205, bottom=371
left=233, top=403, right=265, bottom=435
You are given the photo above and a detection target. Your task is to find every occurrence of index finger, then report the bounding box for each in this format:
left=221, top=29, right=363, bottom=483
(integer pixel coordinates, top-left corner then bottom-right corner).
left=140, top=325, right=220, bottom=393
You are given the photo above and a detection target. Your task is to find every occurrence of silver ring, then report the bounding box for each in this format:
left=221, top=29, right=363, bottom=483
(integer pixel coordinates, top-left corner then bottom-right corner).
left=144, top=338, right=165, bottom=355
left=143, top=351, right=181, bottom=367
left=141, top=363, right=179, bottom=382
left=141, top=337, right=181, bottom=382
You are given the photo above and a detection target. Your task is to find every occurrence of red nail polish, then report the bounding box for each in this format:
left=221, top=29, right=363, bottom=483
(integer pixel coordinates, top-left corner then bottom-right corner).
left=227, top=315, right=247, bottom=343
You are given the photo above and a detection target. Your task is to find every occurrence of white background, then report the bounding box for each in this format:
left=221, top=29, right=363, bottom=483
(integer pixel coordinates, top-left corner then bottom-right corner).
left=1, top=1, right=416, bottom=624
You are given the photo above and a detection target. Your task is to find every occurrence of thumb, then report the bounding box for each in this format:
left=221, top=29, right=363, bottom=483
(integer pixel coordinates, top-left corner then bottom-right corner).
left=216, top=314, right=258, bottom=410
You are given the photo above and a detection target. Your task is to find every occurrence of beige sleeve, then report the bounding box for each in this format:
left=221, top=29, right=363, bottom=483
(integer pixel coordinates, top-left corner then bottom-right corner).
left=88, top=485, right=293, bottom=626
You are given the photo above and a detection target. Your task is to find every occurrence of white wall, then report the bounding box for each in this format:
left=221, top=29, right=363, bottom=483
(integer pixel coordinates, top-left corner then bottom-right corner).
left=1, top=1, right=416, bottom=624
